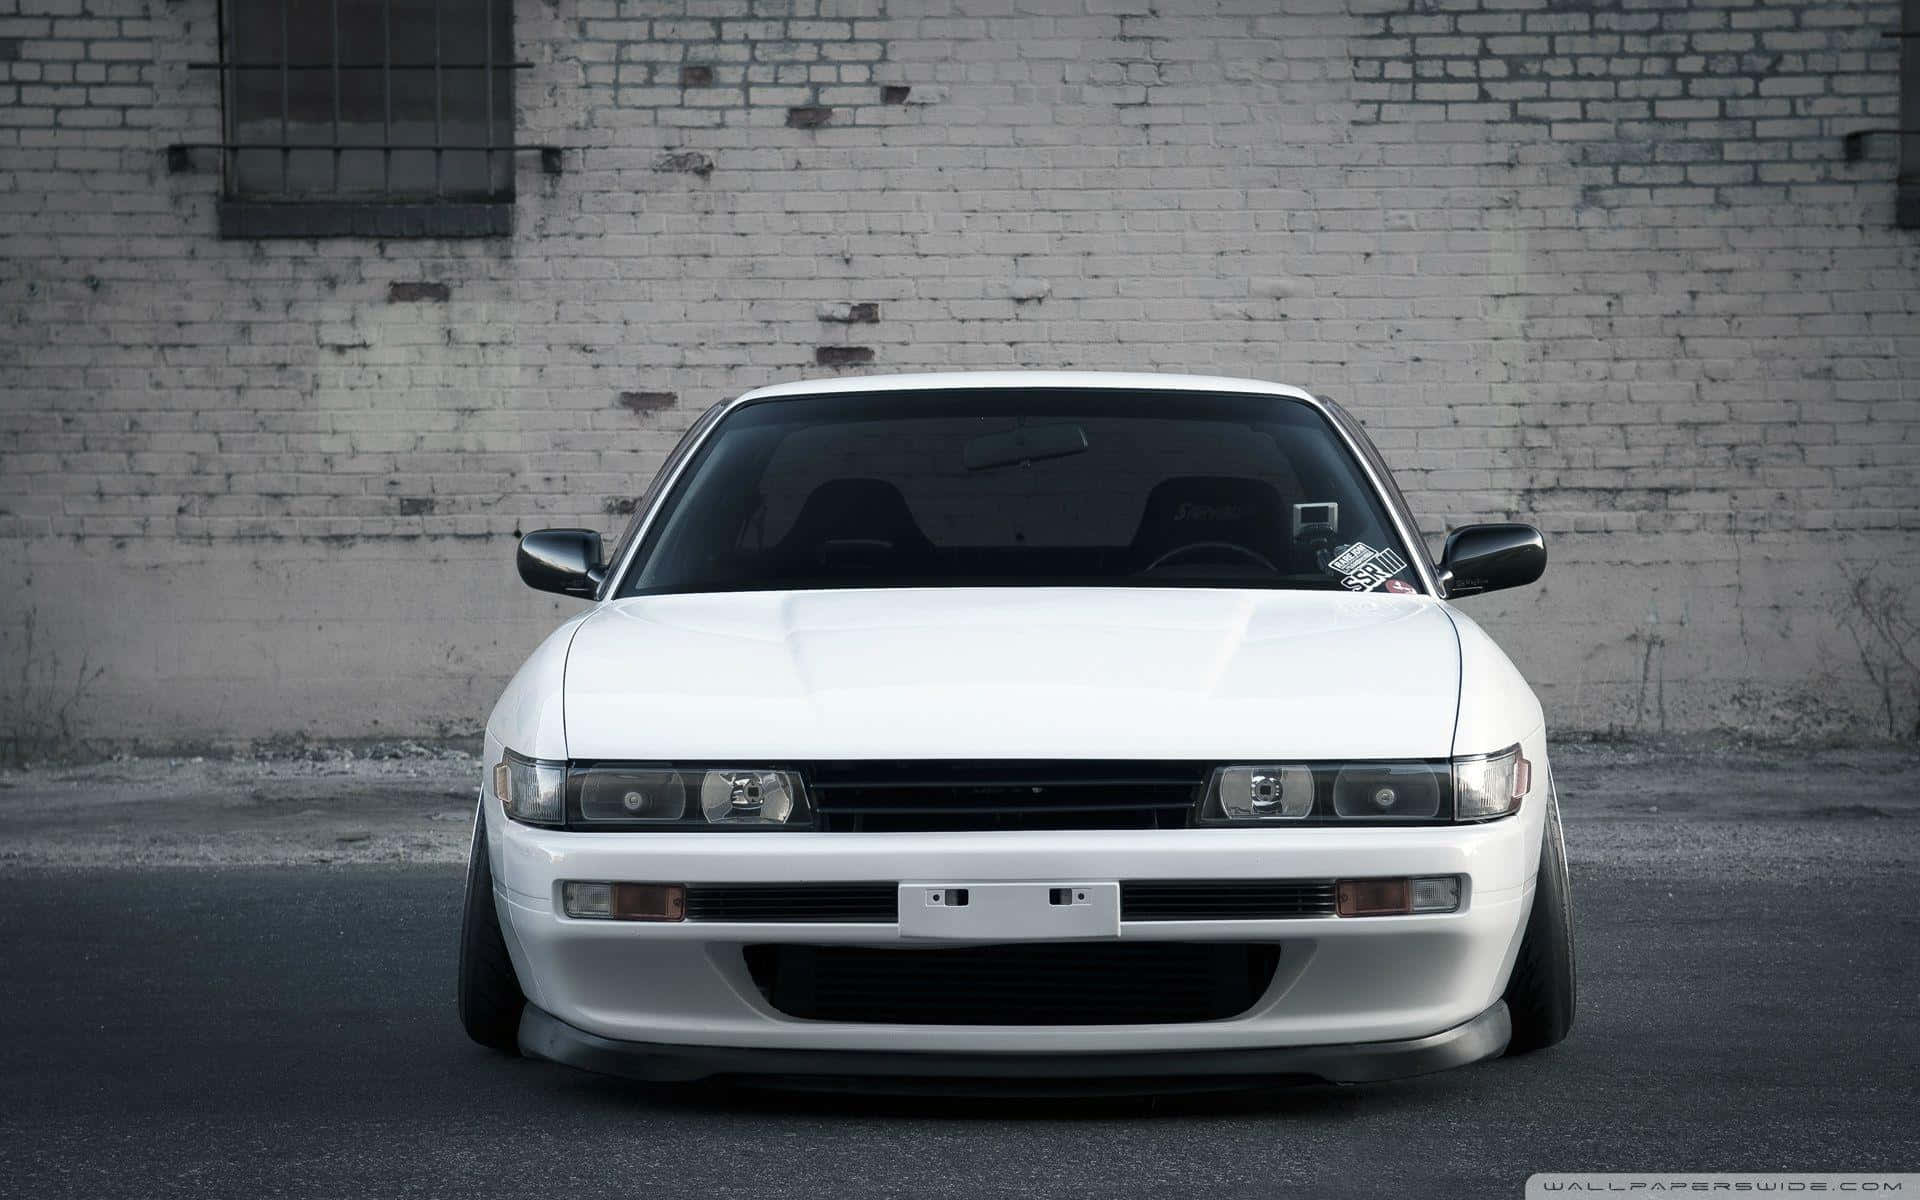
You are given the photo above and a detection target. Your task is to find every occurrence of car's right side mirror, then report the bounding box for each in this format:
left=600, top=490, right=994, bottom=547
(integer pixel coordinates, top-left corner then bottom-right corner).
left=1438, top=523, right=1546, bottom=598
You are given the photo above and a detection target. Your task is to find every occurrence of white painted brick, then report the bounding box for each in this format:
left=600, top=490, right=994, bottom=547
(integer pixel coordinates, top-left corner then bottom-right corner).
left=0, top=0, right=1915, bottom=746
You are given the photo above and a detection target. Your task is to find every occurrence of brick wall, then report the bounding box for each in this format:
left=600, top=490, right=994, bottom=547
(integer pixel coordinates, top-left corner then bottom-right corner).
left=1, top=0, right=1917, bottom=753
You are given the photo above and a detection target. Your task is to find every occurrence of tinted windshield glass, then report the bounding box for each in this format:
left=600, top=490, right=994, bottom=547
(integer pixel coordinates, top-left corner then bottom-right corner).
left=616, top=390, right=1420, bottom=596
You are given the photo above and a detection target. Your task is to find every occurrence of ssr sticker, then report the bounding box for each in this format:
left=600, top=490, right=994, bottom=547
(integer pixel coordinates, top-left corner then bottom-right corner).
left=1328, top=542, right=1410, bottom=592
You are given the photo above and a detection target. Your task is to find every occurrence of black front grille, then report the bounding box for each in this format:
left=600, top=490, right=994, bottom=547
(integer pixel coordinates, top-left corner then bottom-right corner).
left=1122, top=880, right=1338, bottom=921
left=744, top=942, right=1280, bottom=1025
left=684, top=884, right=898, bottom=923
left=807, top=761, right=1208, bottom=832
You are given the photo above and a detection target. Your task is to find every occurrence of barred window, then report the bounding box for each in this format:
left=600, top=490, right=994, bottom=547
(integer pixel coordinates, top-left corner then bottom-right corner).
left=216, top=0, right=516, bottom=238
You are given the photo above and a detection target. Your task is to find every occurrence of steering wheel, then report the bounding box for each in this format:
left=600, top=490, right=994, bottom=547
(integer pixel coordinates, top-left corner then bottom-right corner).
left=1143, top=541, right=1279, bottom=575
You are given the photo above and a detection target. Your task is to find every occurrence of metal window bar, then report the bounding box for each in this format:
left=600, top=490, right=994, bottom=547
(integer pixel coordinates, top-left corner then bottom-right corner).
left=205, top=0, right=525, bottom=203
left=331, top=0, right=341, bottom=195
left=221, top=0, right=235, bottom=192
left=279, top=0, right=290, bottom=196
left=383, top=0, right=392, bottom=198
left=484, top=0, right=492, bottom=195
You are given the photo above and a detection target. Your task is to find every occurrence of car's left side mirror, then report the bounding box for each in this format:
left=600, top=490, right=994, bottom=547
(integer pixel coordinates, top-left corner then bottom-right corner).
left=1438, top=523, right=1546, bottom=598
left=517, top=529, right=605, bottom=599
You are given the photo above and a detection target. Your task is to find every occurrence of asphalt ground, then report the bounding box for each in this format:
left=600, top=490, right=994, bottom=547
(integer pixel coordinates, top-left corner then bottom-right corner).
left=0, top=743, right=1916, bottom=1198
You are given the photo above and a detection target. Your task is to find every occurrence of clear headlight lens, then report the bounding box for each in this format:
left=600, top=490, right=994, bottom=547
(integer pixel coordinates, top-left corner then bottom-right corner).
left=1453, top=745, right=1532, bottom=820
left=493, top=751, right=565, bottom=825
left=698, top=769, right=806, bottom=825
left=1331, top=762, right=1443, bottom=819
left=1205, top=765, right=1315, bottom=820
left=576, top=767, right=689, bottom=822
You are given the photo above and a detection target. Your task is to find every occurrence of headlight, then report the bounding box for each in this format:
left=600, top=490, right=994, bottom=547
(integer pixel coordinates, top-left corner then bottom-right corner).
left=1200, top=749, right=1531, bottom=824
left=1201, top=760, right=1446, bottom=824
left=698, top=769, right=804, bottom=825
left=493, top=750, right=565, bottom=825
left=576, top=767, right=688, bottom=822
left=1453, top=744, right=1532, bottom=820
left=1331, top=762, right=1442, bottom=819
left=569, top=766, right=811, bottom=828
left=1204, top=765, right=1315, bottom=820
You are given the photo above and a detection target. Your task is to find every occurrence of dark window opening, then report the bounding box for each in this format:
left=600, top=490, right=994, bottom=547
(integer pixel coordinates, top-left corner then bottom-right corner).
left=217, top=0, right=515, bottom=237
left=614, top=390, right=1422, bottom=598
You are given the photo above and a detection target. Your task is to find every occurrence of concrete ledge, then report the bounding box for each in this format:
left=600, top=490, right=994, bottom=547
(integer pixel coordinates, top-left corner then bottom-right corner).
left=218, top=201, right=512, bottom=239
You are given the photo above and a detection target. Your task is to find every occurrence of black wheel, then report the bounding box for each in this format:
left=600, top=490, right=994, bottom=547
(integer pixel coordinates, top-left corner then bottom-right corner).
left=458, top=807, right=526, bottom=1053
left=1503, top=782, right=1576, bottom=1054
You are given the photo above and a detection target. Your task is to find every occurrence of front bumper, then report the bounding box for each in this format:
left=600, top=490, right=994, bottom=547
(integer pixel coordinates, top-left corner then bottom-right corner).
left=488, top=801, right=1544, bottom=1065
left=518, top=999, right=1513, bottom=1089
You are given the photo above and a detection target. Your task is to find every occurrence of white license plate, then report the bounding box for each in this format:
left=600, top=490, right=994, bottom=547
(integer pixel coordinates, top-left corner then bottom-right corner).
left=897, top=882, right=1121, bottom=941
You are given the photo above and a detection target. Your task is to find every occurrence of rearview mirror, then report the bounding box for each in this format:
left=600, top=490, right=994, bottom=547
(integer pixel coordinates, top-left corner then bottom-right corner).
left=1439, top=524, right=1545, bottom=598
left=963, top=423, right=1089, bottom=472
left=517, top=529, right=605, bottom=599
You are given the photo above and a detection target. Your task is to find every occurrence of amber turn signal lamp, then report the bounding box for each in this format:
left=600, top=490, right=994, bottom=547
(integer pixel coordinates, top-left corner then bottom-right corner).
left=613, top=883, right=686, bottom=921
left=1336, top=878, right=1412, bottom=917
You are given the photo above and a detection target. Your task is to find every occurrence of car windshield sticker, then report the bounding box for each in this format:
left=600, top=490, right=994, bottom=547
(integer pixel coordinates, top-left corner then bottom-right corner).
left=1326, top=543, right=1375, bottom=574
left=1327, top=542, right=1411, bottom=592
left=1384, top=579, right=1416, bottom=595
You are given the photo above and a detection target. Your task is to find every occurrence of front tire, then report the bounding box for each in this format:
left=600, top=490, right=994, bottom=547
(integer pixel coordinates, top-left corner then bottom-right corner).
left=1502, top=783, right=1576, bottom=1054
left=458, top=805, right=527, bottom=1053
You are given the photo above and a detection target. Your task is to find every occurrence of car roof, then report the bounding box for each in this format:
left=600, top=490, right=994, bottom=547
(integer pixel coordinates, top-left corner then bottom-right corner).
left=736, top=371, right=1320, bottom=405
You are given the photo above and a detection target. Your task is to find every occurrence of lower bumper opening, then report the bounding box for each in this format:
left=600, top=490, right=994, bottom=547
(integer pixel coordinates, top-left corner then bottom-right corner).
left=742, top=941, right=1280, bottom=1025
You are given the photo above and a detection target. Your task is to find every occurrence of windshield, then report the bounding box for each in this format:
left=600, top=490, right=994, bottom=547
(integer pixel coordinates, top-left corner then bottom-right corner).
left=615, top=389, right=1422, bottom=597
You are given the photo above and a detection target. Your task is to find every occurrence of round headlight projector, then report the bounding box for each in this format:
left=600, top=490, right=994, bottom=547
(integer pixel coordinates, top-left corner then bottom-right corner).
left=1250, top=773, right=1285, bottom=813
left=1371, top=785, right=1397, bottom=810
left=700, top=770, right=798, bottom=824
left=1211, top=765, right=1316, bottom=820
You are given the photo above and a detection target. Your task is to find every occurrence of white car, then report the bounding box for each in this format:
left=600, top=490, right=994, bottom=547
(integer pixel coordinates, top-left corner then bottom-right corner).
left=459, top=372, right=1575, bottom=1089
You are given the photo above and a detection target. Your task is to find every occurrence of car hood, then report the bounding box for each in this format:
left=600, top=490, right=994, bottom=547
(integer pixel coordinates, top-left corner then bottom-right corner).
left=562, top=588, right=1461, bottom=761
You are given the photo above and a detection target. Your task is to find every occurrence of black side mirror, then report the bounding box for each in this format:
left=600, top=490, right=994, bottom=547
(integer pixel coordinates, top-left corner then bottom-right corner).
left=1439, top=523, right=1546, bottom=598
left=517, top=529, right=605, bottom=599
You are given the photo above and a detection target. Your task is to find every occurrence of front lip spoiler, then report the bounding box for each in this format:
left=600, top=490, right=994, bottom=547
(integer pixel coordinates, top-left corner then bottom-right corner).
left=516, top=1001, right=1511, bottom=1092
